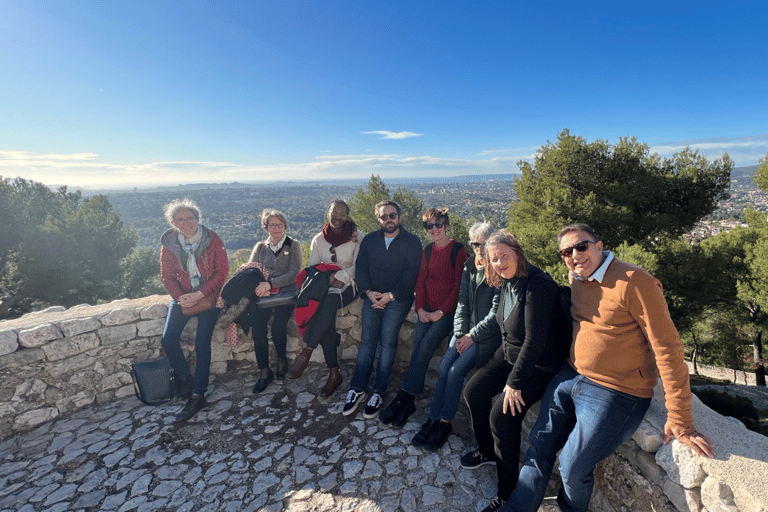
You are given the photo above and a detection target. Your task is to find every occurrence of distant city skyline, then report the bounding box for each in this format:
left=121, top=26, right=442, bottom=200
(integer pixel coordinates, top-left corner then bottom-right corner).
left=2, top=1, right=766, bottom=188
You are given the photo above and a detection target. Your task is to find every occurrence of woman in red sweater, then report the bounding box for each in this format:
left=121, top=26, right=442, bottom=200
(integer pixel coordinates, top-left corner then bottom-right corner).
left=379, top=208, right=467, bottom=445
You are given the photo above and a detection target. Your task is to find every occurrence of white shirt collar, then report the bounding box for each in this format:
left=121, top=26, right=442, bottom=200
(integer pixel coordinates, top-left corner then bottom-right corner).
left=267, top=234, right=287, bottom=252
left=572, top=250, right=614, bottom=283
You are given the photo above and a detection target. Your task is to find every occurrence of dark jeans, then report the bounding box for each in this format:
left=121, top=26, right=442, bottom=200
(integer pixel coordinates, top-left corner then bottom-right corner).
left=302, top=287, right=355, bottom=368
left=463, top=347, right=553, bottom=500
left=400, top=313, right=454, bottom=396
left=349, top=298, right=411, bottom=395
left=160, top=300, right=219, bottom=395
left=503, top=364, right=652, bottom=512
left=251, top=303, right=295, bottom=369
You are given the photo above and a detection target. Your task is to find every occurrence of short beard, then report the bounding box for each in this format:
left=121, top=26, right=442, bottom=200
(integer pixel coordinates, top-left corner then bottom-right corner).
left=382, top=223, right=398, bottom=234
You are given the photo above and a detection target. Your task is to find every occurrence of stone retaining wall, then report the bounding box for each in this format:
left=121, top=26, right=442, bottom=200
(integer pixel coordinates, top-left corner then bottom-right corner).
left=1, top=296, right=767, bottom=512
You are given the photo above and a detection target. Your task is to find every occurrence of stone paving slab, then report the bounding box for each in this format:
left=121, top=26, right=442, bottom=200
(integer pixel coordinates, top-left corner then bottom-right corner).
left=0, top=363, right=513, bottom=512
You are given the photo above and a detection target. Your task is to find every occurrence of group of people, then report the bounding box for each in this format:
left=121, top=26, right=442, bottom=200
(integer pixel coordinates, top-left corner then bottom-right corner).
left=157, top=197, right=715, bottom=512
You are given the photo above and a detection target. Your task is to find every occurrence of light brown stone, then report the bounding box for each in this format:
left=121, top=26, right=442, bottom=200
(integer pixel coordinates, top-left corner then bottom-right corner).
left=58, top=317, right=102, bottom=337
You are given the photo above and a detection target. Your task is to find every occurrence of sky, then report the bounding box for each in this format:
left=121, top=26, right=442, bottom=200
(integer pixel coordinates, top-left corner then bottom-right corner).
left=1, top=1, right=767, bottom=189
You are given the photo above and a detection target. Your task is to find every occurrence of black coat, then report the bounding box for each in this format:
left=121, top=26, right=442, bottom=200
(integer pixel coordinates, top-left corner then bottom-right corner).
left=497, top=264, right=572, bottom=389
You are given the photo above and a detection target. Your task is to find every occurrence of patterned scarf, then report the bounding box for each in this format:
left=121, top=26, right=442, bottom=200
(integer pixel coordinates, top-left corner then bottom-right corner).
left=178, top=227, right=203, bottom=290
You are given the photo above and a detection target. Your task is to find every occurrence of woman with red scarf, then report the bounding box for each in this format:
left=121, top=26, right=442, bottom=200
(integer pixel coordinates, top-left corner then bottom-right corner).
left=286, top=199, right=364, bottom=397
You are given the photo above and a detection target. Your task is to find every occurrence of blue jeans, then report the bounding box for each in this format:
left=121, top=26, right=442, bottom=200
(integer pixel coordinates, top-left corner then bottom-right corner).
left=349, top=298, right=411, bottom=395
left=160, top=300, right=220, bottom=395
left=400, top=313, right=453, bottom=396
left=428, top=335, right=477, bottom=421
left=503, top=365, right=651, bottom=512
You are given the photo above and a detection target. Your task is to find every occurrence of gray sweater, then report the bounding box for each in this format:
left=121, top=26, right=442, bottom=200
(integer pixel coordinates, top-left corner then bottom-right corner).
left=249, top=236, right=303, bottom=291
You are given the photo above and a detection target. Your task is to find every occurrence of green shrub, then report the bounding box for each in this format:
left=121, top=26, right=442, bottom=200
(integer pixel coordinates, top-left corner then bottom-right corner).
left=693, top=388, right=761, bottom=433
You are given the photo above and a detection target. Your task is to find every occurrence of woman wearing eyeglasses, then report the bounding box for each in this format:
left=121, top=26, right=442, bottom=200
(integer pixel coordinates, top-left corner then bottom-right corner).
left=409, top=221, right=502, bottom=451
left=248, top=209, right=303, bottom=393
left=286, top=199, right=364, bottom=398
left=378, top=208, right=468, bottom=437
left=462, top=231, right=571, bottom=512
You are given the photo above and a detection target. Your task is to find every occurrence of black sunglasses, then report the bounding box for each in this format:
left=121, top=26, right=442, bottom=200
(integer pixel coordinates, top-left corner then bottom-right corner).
left=379, top=212, right=398, bottom=220
left=559, top=240, right=597, bottom=258
left=329, top=245, right=337, bottom=263
left=470, top=241, right=483, bottom=248
left=424, top=222, right=445, bottom=230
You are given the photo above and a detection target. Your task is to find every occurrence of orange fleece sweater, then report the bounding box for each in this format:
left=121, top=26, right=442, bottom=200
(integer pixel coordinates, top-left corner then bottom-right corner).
left=570, top=257, right=694, bottom=428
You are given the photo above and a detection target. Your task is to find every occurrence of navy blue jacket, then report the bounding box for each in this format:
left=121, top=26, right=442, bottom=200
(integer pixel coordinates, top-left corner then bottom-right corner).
left=355, top=227, right=423, bottom=307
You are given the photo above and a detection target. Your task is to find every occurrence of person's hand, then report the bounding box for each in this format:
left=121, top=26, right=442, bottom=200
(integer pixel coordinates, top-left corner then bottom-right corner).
left=178, top=291, right=203, bottom=307
left=367, top=290, right=385, bottom=309
left=456, top=334, right=473, bottom=354
left=663, top=422, right=715, bottom=458
left=328, top=272, right=337, bottom=284
left=331, top=279, right=344, bottom=288
left=417, top=308, right=429, bottom=323
left=255, top=281, right=272, bottom=297
left=425, top=310, right=443, bottom=322
left=502, top=385, right=525, bottom=416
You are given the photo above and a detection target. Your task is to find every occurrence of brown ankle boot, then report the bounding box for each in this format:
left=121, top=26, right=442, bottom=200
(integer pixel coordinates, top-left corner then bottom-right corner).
left=320, top=366, right=342, bottom=398
left=286, top=347, right=313, bottom=379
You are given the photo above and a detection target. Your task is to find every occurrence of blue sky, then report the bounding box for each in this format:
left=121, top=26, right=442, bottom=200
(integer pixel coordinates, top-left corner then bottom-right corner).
left=1, top=1, right=766, bottom=188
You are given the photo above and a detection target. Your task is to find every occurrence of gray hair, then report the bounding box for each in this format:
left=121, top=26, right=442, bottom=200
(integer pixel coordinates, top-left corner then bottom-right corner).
left=468, top=222, right=494, bottom=241
left=261, top=209, right=289, bottom=231
left=164, top=198, right=201, bottom=225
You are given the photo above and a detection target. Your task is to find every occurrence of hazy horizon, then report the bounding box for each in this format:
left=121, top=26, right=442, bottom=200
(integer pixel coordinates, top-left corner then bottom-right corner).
left=2, top=2, right=766, bottom=189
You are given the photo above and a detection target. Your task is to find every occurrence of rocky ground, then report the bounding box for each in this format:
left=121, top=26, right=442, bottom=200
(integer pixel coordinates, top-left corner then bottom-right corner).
left=0, top=362, right=532, bottom=512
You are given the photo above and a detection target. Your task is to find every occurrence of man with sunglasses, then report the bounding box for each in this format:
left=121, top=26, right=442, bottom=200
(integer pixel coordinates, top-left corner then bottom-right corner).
left=503, top=223, right=714, bottom=512
left=342, top=200, right=423, bottom=419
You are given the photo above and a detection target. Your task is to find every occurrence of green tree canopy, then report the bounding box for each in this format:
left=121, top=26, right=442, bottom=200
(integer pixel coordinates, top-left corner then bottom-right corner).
left=509, top=129, right=733, bottom=276
left=1, top=177, right=137, bottom=319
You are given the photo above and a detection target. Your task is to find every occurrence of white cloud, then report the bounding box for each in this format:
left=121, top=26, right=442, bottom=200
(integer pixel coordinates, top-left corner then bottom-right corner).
left=649, top=135, right=768, bottom=165
left=362, top=130, right=423, bottom=139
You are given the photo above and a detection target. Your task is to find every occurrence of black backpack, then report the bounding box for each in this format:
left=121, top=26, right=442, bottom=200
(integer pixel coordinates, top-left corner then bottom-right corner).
left=424, top=242, right=466, bottom=268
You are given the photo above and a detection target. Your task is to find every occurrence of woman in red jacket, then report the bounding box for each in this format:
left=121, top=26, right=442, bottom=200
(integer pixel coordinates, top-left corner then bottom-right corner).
left=160, top=199, right=228, bottom=422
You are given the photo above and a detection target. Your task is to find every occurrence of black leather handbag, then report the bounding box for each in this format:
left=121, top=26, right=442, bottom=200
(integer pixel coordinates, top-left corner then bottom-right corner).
left=130, top=357, right=178, bottom=406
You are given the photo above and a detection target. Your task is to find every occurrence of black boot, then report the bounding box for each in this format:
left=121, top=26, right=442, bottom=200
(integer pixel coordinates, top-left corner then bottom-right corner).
left=175, top=393, right=207, bottom=422
left=393, top=392, right=416, bottom=427
left=177, top=375, right=194, bottom=401
left=379, top=389, right=408, bottom=425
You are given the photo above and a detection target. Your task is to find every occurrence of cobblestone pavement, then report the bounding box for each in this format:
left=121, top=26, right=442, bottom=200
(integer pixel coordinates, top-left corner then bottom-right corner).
left=0, top=362, right=512, bottom=512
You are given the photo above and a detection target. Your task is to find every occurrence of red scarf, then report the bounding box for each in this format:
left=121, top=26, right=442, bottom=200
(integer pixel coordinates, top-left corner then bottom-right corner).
left=322, top=220, right=357, bottom=247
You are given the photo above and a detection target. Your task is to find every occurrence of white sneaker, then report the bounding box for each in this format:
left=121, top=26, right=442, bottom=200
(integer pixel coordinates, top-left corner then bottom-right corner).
left=342, top=389, right=364, bottom=416
left=363, top=392, right=384, bottom=419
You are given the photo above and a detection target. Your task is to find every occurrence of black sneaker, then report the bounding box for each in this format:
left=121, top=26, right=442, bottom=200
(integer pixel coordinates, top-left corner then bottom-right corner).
left=175, top=393, right=207, bottom=422
left=411, top=419, right=436, bottom=447
left=342, top=389, right=365, bottom=416
left=460, top=450, right=495, bottom=469
left=481, top=495, right=507, bottom=512
left=423, top=421, right=452, bottom=451
left=363, top=392, right=384, bottom=419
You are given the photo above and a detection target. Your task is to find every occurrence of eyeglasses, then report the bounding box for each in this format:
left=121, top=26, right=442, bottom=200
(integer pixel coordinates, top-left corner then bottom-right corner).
left=559, top=240, right=597, bottom=258
left=329, top=246, right=337, bottom=263
left=173, top=216, right=196, bottom=223
left=379, top=212, right=398, bottom=221
left=423, top=222, right=445, bottom=230
left=470, top=241, right=483, bottom=248
left=267, top=223, right=285, bottom=229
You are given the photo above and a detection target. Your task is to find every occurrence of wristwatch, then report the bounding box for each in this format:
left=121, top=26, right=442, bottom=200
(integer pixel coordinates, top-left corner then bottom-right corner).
left=388, top=292, right=395, bottom=301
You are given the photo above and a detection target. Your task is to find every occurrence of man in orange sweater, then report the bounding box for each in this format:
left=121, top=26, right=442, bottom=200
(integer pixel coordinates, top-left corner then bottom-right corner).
left=502, top=223, right=713, bottom=512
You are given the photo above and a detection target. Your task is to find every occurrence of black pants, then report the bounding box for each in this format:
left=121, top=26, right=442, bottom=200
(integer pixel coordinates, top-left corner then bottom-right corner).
left=251, top=303, right=295, bottom=369
left=463, top=347, right=554, bottom=500
left=302, top=286, right=354, bottom=368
